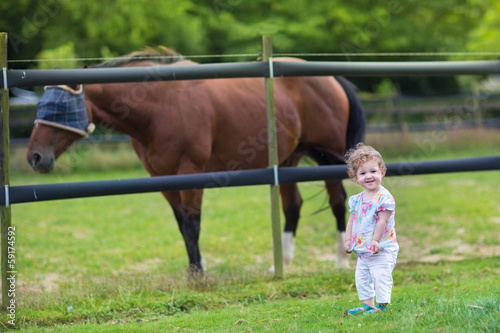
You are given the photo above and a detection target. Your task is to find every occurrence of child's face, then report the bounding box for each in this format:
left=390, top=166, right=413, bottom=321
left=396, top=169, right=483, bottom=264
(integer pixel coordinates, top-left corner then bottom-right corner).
left=356, top=159, right=383, bottom=193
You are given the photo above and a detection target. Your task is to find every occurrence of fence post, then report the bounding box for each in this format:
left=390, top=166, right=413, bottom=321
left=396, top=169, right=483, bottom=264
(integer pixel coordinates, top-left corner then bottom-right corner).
left=262, top=35, right=283, bottom=277
left=473, top=87, right=483, bottom=128
left=0, top=32, right=13, bottom=311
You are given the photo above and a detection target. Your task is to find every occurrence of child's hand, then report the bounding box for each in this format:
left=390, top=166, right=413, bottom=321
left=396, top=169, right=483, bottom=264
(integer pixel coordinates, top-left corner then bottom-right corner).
left=344, top=240, right=352, bottom=254
left=372, top=240, right=380, bottom=254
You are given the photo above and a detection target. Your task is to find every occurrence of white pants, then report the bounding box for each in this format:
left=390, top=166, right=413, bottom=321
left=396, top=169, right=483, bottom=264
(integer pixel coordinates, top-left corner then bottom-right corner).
left=355, top=248, right=398, bottom=304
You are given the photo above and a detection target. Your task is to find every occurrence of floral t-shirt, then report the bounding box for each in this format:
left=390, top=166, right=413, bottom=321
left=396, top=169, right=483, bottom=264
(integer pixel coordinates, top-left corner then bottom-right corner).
left=348, top=186, right=398, bottom=258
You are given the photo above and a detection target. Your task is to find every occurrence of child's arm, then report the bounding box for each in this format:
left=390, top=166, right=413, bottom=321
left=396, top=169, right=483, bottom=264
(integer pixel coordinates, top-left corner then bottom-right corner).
left=344, top=214, right=354, bottom=254
left=372, top=211, right=391, bottom=254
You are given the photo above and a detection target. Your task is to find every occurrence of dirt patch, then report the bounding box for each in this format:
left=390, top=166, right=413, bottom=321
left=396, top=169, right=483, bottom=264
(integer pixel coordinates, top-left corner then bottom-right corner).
left=17, top=272, right=62, bottom=293
left=396, top=237, right=500, bottom=264
left=127, top=257, right=163, bottom=272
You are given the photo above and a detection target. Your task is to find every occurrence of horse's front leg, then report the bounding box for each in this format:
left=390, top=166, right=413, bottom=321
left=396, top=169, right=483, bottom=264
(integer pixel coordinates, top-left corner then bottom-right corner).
left=164, top=190, right=205, bottom=275
left=179, top=214, right=203, bottom=275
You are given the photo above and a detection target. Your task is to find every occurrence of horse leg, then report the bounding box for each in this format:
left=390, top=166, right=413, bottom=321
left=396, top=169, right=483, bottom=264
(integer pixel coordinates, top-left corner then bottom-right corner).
left=268, top=182, right=303, bottom=273
left=325, top=179, right=350, bottom=268
left=307, top=147, right=350, bottom=268
left=162, top=190, right=205, bottom=275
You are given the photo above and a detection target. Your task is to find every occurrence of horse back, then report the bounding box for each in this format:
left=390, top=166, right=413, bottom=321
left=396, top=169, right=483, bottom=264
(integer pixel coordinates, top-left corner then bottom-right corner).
left=93, top=59, right=356, bottom=175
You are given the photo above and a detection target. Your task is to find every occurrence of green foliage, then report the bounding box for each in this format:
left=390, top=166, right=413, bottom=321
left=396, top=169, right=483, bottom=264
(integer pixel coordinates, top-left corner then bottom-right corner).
left=36, top=41, right=78, bottom=69
left=0, top=0, right=498, bottom=93
left=465, top=0, right=500, bottom=56
left=375, top=78, right=397, bottom=96
left=0, top=1, right=495, bottom=61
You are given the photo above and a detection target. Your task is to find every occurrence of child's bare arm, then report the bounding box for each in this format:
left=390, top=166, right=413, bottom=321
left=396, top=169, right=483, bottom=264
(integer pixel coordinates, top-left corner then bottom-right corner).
left=372, top=210, right=391, bottom=254
left=344, top=214, right=354, bottom=254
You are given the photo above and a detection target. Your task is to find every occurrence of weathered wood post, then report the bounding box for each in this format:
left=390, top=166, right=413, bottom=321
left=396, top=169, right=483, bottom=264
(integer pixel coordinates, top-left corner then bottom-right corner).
left=262, top=35, right=283, bottom=277
left=473, top=87, right=483, bottom=128
left=0, top=32, right=14, bottom=311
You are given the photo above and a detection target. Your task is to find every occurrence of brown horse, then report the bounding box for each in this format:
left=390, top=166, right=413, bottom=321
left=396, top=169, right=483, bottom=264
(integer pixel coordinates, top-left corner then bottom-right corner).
left=27, top=47, right=365, bottom=274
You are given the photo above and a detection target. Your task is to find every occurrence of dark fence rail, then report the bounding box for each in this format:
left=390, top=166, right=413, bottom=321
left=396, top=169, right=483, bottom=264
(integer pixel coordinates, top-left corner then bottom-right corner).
left=363, top=93, right=500, bottom=131
left=3, top=60, right=500, bottom=89
left=2, top=156, right=500, bottom=206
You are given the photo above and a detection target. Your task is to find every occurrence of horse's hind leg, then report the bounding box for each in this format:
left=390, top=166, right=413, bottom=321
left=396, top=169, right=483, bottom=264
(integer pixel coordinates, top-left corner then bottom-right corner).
left=325, top=179, right=350, bottom=268
left=308, top=147, right=350, bottom=268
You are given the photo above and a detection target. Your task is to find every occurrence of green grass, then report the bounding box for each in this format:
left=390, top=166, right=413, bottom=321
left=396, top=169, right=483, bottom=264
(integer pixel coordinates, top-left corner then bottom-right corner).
left=9, top=259, right=500, bottom=332
left=1, top=128, right=500, bottom=331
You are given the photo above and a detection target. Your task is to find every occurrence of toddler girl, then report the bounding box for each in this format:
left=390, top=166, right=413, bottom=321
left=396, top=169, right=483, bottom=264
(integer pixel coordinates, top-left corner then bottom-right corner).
left=344, top=143, right=399, bottom=315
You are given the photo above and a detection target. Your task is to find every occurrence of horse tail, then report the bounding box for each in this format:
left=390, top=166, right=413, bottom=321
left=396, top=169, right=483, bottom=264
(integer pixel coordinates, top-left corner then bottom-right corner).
left=336, top=76, right=366, bottom=151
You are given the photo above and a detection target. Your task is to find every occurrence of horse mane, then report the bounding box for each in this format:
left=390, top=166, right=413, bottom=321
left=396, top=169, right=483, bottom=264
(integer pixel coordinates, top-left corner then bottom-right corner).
left=89, top=46, right=184, bottom=68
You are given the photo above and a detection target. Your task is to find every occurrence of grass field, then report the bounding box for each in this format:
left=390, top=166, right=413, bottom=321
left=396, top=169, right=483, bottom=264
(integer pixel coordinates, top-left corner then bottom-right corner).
left=1, top=129, right=499, bottom=331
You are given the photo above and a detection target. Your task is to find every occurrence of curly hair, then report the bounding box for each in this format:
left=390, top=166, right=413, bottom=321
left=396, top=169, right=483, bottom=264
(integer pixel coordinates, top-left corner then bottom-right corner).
left=344, top=142, right=387, bottom=182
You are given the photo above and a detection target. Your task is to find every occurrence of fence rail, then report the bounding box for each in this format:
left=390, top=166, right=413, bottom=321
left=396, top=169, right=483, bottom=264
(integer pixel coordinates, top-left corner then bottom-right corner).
left=3, top=60, right=500, bottom=89
left=2, top=156, right=500, bottom=206
left=363, top=94, right=500, bottom=131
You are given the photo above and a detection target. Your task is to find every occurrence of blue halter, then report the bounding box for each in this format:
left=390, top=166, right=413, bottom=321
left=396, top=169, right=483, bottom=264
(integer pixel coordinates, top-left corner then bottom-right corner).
left=35, top=85, right=95, bottom=138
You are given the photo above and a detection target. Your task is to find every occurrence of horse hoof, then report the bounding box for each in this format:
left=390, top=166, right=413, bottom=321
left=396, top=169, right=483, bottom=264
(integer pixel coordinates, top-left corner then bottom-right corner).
left=268, top=262, right=291, bottom=274
left=188, top=262, right=205, bottom=277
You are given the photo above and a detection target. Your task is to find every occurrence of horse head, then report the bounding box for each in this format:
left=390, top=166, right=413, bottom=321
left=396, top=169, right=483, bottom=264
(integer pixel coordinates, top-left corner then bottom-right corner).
left=26, top=85, right=95, bottom=173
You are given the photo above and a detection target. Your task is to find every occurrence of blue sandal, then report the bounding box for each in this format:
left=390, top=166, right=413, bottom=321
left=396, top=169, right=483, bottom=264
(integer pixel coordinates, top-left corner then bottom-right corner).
left=365, top=303, right=388, bottom=314
left=347, top=303, right=374, bottom=315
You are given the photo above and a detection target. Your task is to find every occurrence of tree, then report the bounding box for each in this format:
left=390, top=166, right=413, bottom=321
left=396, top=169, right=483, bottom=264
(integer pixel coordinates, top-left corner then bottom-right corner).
left=0, top=0, right=47, bottom=69
left=465, top=0, right=500, bottom=56
left=0, top=0, right=495, bottom=95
